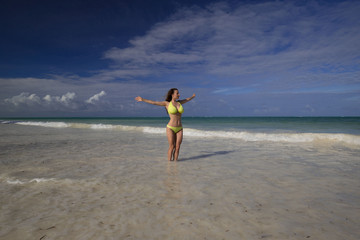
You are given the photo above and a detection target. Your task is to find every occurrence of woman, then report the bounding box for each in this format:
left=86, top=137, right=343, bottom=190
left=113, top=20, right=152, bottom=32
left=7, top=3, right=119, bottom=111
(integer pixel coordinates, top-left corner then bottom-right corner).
left=135, top=88, right=195, bottom=161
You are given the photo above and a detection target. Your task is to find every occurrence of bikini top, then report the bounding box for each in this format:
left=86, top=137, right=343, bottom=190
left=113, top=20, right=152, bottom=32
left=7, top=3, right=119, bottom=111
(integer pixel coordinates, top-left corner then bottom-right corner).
left=167, top=101, right=184, bottom=114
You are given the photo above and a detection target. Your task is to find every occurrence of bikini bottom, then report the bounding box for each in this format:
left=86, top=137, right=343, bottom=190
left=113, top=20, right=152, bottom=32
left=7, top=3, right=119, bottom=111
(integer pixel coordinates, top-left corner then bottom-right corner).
left=167, top=125, right=183, bottom=134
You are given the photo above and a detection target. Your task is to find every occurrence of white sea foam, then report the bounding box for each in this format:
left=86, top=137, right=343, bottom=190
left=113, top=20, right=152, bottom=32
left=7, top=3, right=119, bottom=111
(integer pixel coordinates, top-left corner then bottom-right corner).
left=12, top=121, right=141, bottom=132
left=0, top=120, right=19, bottom=124
left=89, top=123, right=115, bottom=129
left=5, top=178, right=57, bottom=185
left=30, top=178, right=57, bottom=183
left=183, top=128, right=360, bottom=145
left=6, top=179, right=26, bottom=185
left=142, top=127, right=165, bottom=134
left=143, top=126, right=360, bottom=145
left=16, top=121, right=69, bottom=128
left=7, top=120, right=360, bottom=146
left=89, top=124, right=142, bottom=131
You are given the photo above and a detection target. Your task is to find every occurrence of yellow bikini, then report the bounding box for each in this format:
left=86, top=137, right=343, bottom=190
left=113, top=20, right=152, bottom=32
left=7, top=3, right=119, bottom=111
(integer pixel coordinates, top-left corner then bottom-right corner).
left=167, top=125, right=183, bottom=133
left=167, top=101, right=184, bottom=133
left=167, top=101, right=184, bottom=114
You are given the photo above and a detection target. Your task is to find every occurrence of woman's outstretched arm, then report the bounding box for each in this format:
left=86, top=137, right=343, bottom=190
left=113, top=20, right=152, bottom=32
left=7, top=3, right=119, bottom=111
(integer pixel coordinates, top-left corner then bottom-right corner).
left=135, top=96, right=167, bottom=106
left=179, top=94, right=196, bottom=104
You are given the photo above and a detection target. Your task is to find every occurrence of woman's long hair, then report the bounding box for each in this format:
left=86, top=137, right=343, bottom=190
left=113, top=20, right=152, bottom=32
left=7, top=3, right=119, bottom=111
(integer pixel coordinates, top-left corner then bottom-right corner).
left=165, top=88, right=178, bottom=115
left=165, top=88, right=178, bottom=102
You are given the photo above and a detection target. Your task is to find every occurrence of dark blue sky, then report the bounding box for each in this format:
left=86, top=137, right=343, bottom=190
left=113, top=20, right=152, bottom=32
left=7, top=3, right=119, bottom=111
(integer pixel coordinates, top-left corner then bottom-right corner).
left=1, top=0, right=189, bottom=77
left=1, top=0, right=359, bottom=117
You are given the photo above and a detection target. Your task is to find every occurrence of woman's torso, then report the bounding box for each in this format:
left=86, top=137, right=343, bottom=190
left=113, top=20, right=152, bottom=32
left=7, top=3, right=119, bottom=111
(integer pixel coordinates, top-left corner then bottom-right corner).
left=166, top=101, right=183, bottom=127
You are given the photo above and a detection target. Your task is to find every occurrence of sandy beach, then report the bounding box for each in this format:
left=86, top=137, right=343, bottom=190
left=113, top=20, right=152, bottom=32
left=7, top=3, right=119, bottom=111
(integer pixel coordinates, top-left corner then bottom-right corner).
left=1, top=120, right=359, bottom=239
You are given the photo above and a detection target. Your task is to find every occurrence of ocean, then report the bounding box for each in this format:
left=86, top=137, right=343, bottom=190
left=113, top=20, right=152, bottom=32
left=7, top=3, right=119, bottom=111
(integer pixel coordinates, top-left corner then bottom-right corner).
left=1, top=117, right=359, bottom=239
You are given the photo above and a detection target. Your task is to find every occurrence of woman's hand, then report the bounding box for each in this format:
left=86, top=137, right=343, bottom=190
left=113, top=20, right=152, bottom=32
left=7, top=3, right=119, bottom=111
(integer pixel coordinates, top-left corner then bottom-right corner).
left=135, top=96, right=143, bottom=102
left=179, top=93, right=196, bottom=104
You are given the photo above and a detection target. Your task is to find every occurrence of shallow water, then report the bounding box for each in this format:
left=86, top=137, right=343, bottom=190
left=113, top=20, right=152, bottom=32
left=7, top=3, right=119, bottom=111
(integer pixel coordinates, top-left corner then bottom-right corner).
left=0, top=120, right=359, bottom=239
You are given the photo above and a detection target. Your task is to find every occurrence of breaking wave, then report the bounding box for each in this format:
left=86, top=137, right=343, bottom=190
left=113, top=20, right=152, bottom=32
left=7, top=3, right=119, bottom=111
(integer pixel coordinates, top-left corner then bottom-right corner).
left=2, top=120, right=360, bottom=146
left=16, top=121, right=69, bottom=128
left=183, top=128, right=360, bottom=145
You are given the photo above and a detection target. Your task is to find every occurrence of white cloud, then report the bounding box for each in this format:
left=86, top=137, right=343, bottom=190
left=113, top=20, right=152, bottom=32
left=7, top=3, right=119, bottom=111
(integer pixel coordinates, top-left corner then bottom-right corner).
left=4, top=91, right=107, bottom=111
left=86, top=91, right=107, bottom=104
left=103, top=6, right=210, bottom=71
left=4, top=92, right=41, bottom=106
left=4, top=92, right=78, bottom=110
left=43, top=92, right=76, bottom=107
left=102, top=1, right=360, bottom=86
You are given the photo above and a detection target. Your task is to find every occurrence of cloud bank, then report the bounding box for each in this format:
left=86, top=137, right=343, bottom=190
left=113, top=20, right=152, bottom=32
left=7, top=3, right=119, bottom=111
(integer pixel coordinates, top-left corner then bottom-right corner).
left=102, top=1, right=360, bottom=87
left=4, top=91, right=107, bottom=112
left=4, top=93, right=41, bottom=107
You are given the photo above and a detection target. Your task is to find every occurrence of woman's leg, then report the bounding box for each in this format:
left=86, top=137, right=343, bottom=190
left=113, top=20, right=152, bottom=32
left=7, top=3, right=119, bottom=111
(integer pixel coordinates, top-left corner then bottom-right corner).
left=173, top=129, right=183, bottom=161
left=166, top=127, right=176, bottom=161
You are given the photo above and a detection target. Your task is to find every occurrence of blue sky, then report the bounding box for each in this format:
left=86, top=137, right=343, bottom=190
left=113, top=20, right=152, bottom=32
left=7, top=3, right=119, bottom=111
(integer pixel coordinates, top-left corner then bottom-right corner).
left=1, top=0, right=359, bottom=117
